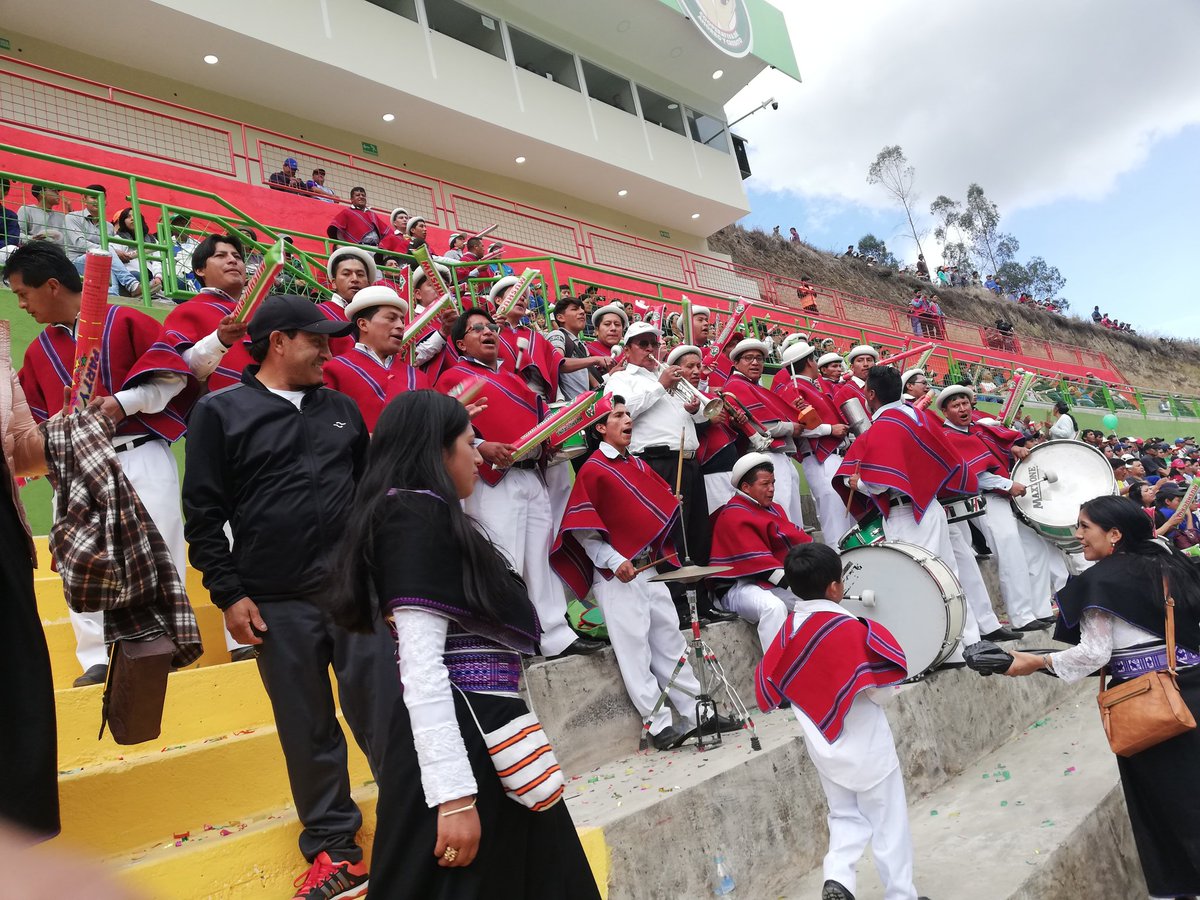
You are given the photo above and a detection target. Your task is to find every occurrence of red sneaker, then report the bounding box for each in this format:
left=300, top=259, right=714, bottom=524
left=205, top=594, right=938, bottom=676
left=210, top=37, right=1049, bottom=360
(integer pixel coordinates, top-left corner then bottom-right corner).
left=291, top=851, right=368, bottom=900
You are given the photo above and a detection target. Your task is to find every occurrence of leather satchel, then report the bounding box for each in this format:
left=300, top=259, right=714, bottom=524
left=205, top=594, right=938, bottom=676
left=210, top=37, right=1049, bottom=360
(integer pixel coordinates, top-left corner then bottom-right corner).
left=1096, top=576, right=1196, bottom=757
left=99, top=634, right=177, bottom=745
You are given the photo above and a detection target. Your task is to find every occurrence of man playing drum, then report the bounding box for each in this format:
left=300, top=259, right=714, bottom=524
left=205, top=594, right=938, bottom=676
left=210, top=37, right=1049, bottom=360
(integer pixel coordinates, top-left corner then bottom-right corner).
left=708, top=453, right=811, bottom=649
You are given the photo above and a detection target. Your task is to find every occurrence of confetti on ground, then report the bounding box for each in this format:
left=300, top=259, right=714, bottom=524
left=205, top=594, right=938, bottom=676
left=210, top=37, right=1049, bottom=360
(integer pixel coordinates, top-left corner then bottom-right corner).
left=173, top=832, right=190, bottom=841
left=1063, top=766, right=1076, bottom=775
left=1040, top=819, right=1055, bottom=828
left=930, top=810, right=938, bottom=816
left=1000, top=801, right=1008, bottom=807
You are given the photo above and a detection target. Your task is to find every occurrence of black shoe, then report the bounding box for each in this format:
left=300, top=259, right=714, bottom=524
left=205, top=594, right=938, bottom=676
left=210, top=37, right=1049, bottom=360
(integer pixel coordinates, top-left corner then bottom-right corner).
left=982, top=627, right=1023, bottom=642
left=714, top=713, right=743, bottom=733
left=73, top=664, right=108, bottom=687
left=1036, top=615, right=1058, bottom=627
left=651, top=725, right=691, bottom=751
left=822, top=880, right=855, bottom=900
left=229, top=647, right=258, bottom=662
left=934, top=660, right=967, bottom=671
left=702, top=606, right=739, bottom=624
left=547, top=637, right=606, bottom=659
left=1014, top=619, right=1053, bottom=632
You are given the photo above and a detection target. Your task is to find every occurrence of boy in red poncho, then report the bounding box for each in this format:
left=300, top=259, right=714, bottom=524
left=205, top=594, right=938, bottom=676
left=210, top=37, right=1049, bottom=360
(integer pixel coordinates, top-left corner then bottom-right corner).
left=757, top=543, right=925, bottom=900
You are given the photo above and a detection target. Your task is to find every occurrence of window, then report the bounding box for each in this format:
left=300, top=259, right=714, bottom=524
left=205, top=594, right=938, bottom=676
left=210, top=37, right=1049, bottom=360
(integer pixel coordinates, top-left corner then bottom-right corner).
left=686, top=108, right=729, bottom=153
left=581, top=60, right=634, bottom=114
left=364, top=0, right=418, bottom=22
left=509, top=27, right=580, bottom=91
left=636, top=85, right=685, bottom=136
left=426, top=0, right=506, bottom=60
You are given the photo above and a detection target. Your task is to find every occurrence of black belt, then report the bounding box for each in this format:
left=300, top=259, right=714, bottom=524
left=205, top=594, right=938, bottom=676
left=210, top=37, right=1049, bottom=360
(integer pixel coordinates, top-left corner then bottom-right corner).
left=637, top=446, right=696, bottom=460
left=509, top=459, right=540, bottom=470
left=630, top=552, right=653, bottom=568
left=887, top=496, right=912, bottom=509
left=113, top=434, right=158, bottom=454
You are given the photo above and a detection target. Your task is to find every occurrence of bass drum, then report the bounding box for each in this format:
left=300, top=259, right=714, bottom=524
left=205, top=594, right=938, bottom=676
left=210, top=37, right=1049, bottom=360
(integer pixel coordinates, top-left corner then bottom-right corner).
left=1010, top=439, right=1117, bottom=551
left=838, top=541, right=966, bottom=677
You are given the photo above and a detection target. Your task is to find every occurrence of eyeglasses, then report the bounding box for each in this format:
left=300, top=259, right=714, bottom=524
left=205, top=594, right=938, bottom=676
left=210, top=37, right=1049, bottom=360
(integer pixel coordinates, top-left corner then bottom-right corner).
left=633, top=340, right=660, bottom=349
left=739, top=353, right=765, bottom=362
left=466, top=323, right=501, bottom=334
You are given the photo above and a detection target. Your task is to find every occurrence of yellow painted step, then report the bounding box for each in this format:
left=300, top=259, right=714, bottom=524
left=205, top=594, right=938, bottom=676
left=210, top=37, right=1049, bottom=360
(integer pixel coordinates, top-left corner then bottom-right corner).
left=59, top=722, right=372, bottom=859
left=36, top=566, right=212, bottom=623
left=57, top=660, right=274, bottom=770
left=45, top=601, right=235, bottom=691
left=115, top=788, right=609, bottom=900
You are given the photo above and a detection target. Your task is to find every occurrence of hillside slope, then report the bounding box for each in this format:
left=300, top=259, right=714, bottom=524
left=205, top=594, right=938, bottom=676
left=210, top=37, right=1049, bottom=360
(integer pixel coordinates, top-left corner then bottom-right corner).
left=710, top=226, right=1200, bottom=393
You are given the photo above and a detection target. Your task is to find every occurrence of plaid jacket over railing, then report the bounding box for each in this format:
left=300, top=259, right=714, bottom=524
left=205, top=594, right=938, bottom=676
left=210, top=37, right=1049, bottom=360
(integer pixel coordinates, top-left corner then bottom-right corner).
left=41, top=407, right=202, bottom=667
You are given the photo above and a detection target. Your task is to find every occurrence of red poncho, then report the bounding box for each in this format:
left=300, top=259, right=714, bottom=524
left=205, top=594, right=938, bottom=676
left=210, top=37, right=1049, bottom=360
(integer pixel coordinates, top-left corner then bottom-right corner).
left=773, top=374, right=844, bottom=463
left=833, top=378, right=869, bottom=410
left=20, top=306, right=196, bottom=442
left=497, top=324, right=561, bottom=400
left=939, top=422, right=1010, bottom=489
left=833, top=406, right=966, bottom=522
left=709, top=493, right=810, bottom=589
left=328, top=206, right=387, bottom=244
left=721, top=371, right=797, bottom=452
left=755, top=610, right=907, bottom=741
left=323, top=347, right=431, bottom=431
left=162, top=290, right=254, bottom=391
left=551, top=449, right=680, bottom=599
left=436, top=359, right=545, bottom=485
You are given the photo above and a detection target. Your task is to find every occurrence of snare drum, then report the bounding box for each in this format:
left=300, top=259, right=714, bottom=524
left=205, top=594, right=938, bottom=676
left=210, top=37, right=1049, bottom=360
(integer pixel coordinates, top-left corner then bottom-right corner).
left=838, top=510, right=885, bottom=551
left=941, top=494, right=986, bottom=523
left=549, top=430, right=588, bottom=464
left=839, top=541, right=966, bottom=676
left=1011, top=440, right=1117, bottom=550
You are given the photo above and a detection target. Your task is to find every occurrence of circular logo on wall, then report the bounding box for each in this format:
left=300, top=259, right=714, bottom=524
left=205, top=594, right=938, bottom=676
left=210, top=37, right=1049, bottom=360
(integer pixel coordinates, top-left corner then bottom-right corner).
left=680, top=0, right=753, bottom=58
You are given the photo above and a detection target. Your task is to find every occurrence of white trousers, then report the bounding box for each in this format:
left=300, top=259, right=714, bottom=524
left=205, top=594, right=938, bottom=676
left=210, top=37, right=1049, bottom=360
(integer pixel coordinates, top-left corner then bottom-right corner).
left=1016, top=524, right=1057, bottom=623
left=802, top=452, right=857, bottom=546
left=818, top=767, right=919, bottom=900
left=592, top=569, right=701, bottom=736
left=946, top=521, right=989, bottom=642
left=464, top=468, right=575, bottom=656
left=974, top=498, right=1037, bottom=627
left=717, top=581, right=794, bottom=650
left=704, top=471, right=735, bottom=515
left=69, top=440, right=188, bottom=670
left=770, top=451, right=805, bottom=527
left=544, top=462, right=573, bottom=537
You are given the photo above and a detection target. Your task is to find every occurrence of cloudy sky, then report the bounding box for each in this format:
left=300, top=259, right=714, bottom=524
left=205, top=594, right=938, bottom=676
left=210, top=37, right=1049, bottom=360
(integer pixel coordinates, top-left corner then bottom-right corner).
left=726, top=0, right=1200, bottom=336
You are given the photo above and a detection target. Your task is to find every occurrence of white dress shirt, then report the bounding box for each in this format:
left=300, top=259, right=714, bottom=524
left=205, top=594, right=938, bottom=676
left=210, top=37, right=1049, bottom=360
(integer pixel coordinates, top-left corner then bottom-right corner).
left=605, top=363, right=700, bottom=453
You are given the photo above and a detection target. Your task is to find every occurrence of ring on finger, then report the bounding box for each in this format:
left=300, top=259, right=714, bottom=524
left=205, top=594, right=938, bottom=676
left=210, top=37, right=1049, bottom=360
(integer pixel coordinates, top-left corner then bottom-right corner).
left=443, top=846, right=459, bottom=863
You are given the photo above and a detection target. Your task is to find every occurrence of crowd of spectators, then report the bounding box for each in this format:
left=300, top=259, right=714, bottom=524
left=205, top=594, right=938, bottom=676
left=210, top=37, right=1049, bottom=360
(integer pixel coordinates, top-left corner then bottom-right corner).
left=906, top=290, right=946, bottom=338
left=1090, top=305, right=1135, bottom=333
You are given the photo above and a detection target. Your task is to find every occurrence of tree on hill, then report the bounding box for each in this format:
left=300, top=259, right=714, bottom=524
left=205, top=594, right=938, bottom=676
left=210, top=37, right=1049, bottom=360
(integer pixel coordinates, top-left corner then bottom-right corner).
left=929, top=195, right=972, bottom=271
left=866, top=145, right=926, bottom=262
left=856, top=234, right=899, bottom=267
left=959, top=183, right=1019, bottom=276
left=997, top=256, right=1067, bottom=301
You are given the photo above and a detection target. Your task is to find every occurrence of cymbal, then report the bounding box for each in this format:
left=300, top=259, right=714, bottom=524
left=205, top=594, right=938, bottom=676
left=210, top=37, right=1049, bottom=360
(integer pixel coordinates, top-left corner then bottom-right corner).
left=648, top=564, right=731, bottom=584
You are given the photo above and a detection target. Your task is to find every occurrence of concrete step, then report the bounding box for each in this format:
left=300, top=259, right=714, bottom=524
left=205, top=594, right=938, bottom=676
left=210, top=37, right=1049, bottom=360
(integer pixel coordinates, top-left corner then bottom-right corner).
left=564, top=631, right=1076, bottom=899
left=60, top=719, right=373, bottom=859
left=785, top=684, right=1144, bottom=900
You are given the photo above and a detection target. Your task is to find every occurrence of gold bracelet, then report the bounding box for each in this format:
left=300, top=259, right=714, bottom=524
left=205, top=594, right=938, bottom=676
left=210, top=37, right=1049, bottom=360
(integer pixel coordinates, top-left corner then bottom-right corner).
left=440, top=799, right=477, bottom=817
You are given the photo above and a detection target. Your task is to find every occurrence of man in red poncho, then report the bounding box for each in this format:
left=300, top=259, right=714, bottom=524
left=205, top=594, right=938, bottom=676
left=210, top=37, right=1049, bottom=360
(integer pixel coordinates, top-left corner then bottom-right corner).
left=325, top=186, right=386, bottom=246
left=436, top=308, right=601, bottom=660
left=7, top=242, right=197, bottom=684
left=708, top=453, right=811, bottom=649
left=832, top=344, right=879, bottom=410
left=318, top=246, right=378, bottom=358
left=551, top=397, right=739, bottom=750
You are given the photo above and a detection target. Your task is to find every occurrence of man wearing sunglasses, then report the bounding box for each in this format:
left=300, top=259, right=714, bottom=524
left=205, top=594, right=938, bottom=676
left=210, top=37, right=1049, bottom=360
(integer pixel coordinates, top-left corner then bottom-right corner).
left=435, top=308, right=603, bottom=659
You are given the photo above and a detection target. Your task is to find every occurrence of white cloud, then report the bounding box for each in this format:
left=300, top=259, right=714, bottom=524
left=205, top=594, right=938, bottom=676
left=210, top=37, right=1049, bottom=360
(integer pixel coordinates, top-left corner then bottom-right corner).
left=729, top=0, right=1200, bottom=215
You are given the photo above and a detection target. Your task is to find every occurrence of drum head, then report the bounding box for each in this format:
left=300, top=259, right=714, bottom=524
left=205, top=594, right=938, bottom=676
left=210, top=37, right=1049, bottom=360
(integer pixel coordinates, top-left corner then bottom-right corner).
left=1011, top=440, right=1117, bottom=532
left=838, top=542, right=965, bottom=676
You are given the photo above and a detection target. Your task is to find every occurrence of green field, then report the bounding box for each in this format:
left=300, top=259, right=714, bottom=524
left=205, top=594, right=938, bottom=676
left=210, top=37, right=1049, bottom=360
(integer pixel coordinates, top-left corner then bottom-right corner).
left=4, top=289, right=1195, bottom=536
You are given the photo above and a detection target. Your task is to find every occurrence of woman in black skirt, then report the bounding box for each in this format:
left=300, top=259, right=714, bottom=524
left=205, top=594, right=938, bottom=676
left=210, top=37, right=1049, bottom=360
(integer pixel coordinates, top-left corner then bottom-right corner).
left=0, top=320, right=58, bottom=838
left=329, top=391, right=601, bottom=900
left=1005, top=495, right=1200, bottom=898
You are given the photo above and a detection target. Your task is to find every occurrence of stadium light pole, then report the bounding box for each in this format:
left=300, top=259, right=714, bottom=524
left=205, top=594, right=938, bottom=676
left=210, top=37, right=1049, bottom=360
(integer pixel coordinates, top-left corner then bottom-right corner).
left=704, top=97, right=778, bottom=146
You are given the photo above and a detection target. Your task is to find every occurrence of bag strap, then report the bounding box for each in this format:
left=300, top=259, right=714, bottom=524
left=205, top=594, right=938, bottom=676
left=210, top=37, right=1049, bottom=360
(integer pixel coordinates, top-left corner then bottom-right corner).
left=1164, top=574, right=1179, bottom=681
left=452, top=683, right=487, bottom=737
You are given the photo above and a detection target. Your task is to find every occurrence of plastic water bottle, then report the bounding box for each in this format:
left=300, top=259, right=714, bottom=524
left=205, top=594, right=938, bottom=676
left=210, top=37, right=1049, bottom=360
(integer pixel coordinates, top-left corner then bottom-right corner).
left=712, top=854, right=736, bottom=895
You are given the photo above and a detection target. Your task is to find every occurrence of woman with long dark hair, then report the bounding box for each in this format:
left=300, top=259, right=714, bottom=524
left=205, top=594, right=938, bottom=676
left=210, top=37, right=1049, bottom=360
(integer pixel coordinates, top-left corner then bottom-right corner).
left=329, top=390, right=600, bottom=899
left=1005, top=495, right=1200, bottom=898
left=1047, top=399, right=1078, bottom=440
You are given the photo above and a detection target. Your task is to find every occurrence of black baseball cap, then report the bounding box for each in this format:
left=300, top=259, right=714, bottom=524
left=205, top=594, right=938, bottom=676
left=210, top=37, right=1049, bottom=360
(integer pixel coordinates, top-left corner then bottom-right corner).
left=1157, top=481, right=1184, bottom=500
left=248, top=295, right=354, bottom=342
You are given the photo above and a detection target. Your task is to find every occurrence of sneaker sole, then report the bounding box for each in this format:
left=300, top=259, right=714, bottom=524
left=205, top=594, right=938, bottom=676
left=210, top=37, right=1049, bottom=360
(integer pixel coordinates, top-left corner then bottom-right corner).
left=326, top=881, right=368, bottom=900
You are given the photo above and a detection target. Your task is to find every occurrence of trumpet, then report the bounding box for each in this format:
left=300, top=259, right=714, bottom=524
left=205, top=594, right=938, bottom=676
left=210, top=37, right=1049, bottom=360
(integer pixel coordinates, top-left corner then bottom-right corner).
left=645, top=354, right=723, bottom=419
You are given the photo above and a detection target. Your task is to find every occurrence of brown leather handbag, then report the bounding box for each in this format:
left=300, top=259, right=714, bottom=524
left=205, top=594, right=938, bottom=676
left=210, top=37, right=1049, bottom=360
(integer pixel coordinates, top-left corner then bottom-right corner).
left=99, top=635, right=177, bottom=745
left=1096, top=577, right=1196, bottom=757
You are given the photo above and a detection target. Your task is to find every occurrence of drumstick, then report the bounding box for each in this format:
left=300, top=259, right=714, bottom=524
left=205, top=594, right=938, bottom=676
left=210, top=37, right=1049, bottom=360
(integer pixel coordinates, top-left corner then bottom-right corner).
left=844, top=462, right=860, bottom=516
left=633, top=552, right=678, bottom=575
left=675, top=427, right=686, bottom=500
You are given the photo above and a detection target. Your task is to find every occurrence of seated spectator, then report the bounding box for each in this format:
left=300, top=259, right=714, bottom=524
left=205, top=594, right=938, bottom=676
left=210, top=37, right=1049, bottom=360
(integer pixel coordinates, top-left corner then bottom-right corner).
left=0, top=178, right=19, bottom=248
left=843, top=244, right=855, bottom=257
left=936, top=266, right=949, bottom=286
left=984, top=274, right=999, bottom=292
left=1154, top=481, right=1200, bottom=549
left=970, top=270, right=981, bottom=287
left=110, top=206, right=163, bottom=295
left=1091, top=305, right=1102, bottom=323
left=916, top=253, right=929, bottom=279
left=306, top=168, right=339, bottom=203
left=17, top=184, right=68, bottom=247
left=405, top=216, right=434, bottom=262
left=63, top=184, right=145, bottom=298
left=789, top=227, right=801, bottom=243
left=443, top=232, right=465, bottom=261
left=487, top=242, right=513, bottom=278
left=170, top=214, right=202, bottom=294
left=237, top=227, right=264, bottom=278
left=268, top=157, right=304, bottom=193
left=326, top=187, right=387, bottom=246
left=377, top=208, right=410, bottom=273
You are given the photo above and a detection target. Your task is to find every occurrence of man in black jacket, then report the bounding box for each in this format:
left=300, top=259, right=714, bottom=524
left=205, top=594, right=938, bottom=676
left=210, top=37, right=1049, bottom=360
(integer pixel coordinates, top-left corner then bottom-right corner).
left=182, top=295, right=396, bottom=900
